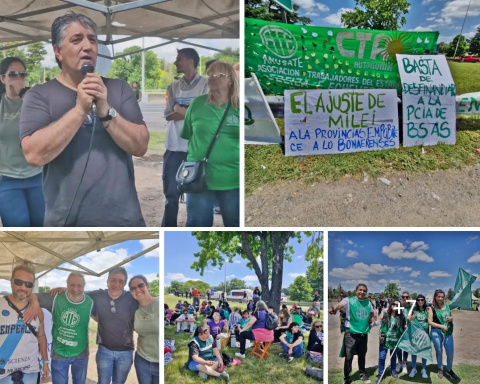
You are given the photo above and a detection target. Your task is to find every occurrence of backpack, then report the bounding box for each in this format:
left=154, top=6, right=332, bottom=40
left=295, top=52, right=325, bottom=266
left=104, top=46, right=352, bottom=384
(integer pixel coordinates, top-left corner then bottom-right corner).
left=305, top=367, right=323, bottom=381
left=265, top=313, right=278, bottom=330
left=222, top=352, right=233, bottom=366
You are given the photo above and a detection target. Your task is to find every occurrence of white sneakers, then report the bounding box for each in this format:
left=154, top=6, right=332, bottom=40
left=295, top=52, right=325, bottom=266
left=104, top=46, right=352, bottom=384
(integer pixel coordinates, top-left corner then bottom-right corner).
left=421, top=369, right=428, bottom=379
left=234, top=352, right=245, bottom=358
left=409, top=369, right=417, bottom=378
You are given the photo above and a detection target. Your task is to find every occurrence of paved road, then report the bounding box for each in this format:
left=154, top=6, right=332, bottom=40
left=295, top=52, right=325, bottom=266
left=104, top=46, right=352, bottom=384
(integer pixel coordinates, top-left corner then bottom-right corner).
left=140, top=102, right=167, bottom=132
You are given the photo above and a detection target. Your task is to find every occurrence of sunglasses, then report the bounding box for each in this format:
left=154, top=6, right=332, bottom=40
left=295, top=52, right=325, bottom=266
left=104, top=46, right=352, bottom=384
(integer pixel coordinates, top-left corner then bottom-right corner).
left=3, top=71, right=28, bottom=78
left=208, top=73, right=228, bottom=78
left=402, top=296, right=410, bottom=299
left=315, top=325, right=323, bottom=328
left=110, top=300, right=116, bottom=314
left=417, top=298, right=425, bottom=301
left=129, top=282, right=146, bottom=292
left=13, top=278, right=34, bottom=288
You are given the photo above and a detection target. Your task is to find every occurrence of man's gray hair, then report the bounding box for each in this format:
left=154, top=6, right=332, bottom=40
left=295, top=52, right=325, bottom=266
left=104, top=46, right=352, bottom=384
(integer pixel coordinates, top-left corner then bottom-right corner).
left=67, top=272, right=86, bottom=286
left=51, top=12, right=98, bottom=68
left=108, top=267, right=128, bottom=282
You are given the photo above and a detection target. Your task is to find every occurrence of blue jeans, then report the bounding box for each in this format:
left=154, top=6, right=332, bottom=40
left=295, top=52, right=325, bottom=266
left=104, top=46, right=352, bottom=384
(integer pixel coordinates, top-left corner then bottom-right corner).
left=430, top=328, right=454, bottom=370
left=134, top=353, right=159, bottom=384
left=411, top=355, right=427, bottom=369
left=162, top=150, right=185, bottom=227
left=51, top=357, right=88, bottom=384
left=0, top=174, right=45, bottom=226
left=95, top=345, right=133, bottom=384
left=0, top=372, right=38, bottom=384
left=186, top=189, right=239, bottom=227
left=378, top=344, right=401, bottom=377
left=281, top=343, right=304, bottom=357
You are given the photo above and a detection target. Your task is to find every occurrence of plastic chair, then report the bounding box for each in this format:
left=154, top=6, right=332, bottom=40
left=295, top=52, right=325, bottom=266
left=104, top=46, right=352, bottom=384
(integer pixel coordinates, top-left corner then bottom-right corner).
left=251, top=328, right=274, bottom=360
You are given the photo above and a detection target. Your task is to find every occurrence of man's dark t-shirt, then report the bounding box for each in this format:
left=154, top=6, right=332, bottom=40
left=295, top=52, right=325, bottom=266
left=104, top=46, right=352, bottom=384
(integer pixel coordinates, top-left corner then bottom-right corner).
left=19, top=78, right=146, bottom=227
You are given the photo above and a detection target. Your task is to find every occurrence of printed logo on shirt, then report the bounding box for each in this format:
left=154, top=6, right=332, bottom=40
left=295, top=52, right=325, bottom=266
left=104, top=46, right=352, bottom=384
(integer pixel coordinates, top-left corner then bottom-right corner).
left=2, top=310, right=9, bottom=317
left=226, top=115, right=239, bottom=126
left=416, top=312, right=427, bottom=321
left=60, top=309, right=80, bottom=327
left=355, top=307, right=368, bottom=320
left=3, top=111, right=21, bottom=120
left=413, top=329, right=430, bottom=348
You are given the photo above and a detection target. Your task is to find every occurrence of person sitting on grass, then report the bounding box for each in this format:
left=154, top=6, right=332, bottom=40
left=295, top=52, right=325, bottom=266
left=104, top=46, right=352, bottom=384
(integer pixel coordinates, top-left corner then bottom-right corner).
left=308, top=302, right=320, bottom=320
left=205, top=305, right=217, bottom=320
left=235, top=300, right=269, bottom=359
left=186, top=324, right=230, bottom=381
left=279, top=322, right=304, bottom=362
left=165, top=304, right=173, bottom=325
left=307, top=320, right=323, bottom=354
left=268, top=306, right=278, bottom=319
left=204, top=311, right=228, bottom=340
left=175, top=300, right=183, bottom=311
left=274, top=309, right=292, bottom=343
left=176, top=309, right=196, bottom=334
left=228, top=307, right=242, bottom=329
left=235, top=310, right=252, bottom=340
left=198, top=300, right=208, bottom=316
left=292, top=305, right=305, bottom=327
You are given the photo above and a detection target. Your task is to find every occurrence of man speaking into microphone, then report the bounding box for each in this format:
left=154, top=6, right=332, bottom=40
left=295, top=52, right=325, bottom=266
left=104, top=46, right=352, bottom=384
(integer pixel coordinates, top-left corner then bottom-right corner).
left=19, top=13, right=149, bottom=226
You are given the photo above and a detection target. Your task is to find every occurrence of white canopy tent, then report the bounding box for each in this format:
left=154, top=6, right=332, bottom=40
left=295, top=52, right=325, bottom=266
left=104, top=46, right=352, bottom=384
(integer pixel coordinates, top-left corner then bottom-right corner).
left=0, top=231, right=159, bottom=280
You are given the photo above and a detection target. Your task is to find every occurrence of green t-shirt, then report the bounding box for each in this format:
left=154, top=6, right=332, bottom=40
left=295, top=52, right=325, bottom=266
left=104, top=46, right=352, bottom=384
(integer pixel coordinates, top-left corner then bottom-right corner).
left=0, top=94, right=41, bottom=178
left=52, top=292, right=93, bottom=357
left=412, top=309, right=429, bottom=332
left=380, top=314, right=404, bottom=349
left=134, top=297, right=159, bottom=363
left=434, top=303, right=454, bottom=336
left=348, top=297, right=371, bottom=334
left=181, top=95, right=239, bottom=190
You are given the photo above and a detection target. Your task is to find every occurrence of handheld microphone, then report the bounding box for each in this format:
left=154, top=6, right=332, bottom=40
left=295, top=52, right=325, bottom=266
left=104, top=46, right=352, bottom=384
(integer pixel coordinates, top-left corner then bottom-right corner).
left=81, top=63, right=96, bottom=112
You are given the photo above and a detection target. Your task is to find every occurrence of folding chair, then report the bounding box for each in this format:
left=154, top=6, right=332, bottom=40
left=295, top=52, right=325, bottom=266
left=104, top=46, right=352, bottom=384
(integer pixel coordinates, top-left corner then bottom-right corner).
left=251, top=328, right=274, bottom=360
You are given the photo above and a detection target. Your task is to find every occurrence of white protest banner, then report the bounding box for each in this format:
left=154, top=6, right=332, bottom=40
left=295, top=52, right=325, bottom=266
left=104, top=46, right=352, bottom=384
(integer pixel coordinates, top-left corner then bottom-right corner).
left=396, top=54, right=456, bottom=147
left=284, top=89, right=399, bottom=156
left=457, top=92, right=480, bottom=115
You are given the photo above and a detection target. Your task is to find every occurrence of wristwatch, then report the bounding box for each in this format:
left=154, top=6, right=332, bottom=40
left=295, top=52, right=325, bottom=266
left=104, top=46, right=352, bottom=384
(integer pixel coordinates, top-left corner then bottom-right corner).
left=99, top=106, right=117, bottom=122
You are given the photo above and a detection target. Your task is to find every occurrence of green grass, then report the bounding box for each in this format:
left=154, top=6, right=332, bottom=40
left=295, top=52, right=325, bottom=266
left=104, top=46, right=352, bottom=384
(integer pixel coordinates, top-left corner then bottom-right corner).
left=148, top=131, right=166, bottom=152
left=245, top=62, right=480, bottom=195
left=328, top=365, right=480, bottom=383
left=164, top=295, right=323, bottom=384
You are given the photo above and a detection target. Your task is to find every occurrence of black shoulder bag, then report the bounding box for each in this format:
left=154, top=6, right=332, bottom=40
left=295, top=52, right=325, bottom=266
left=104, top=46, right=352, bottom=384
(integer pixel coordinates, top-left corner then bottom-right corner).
left=176, top=102, right=231, bottom=194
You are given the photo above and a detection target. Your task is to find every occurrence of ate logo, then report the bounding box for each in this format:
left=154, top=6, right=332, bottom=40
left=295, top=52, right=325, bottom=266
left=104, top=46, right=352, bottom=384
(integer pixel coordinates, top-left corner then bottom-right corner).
left=356, top=307, right=368, bottom=320
left=259, top=25, right=298, bottom=59
left=412, top=329, right=429, bottom=348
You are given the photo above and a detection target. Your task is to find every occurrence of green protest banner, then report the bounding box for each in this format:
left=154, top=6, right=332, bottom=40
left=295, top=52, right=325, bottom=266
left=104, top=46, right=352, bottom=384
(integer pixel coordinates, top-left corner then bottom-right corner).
left=245, top=18, right=439, bottom=95
left=397, top=318, right=433, bottom=363
left=450, top=268, right=477, bottom=310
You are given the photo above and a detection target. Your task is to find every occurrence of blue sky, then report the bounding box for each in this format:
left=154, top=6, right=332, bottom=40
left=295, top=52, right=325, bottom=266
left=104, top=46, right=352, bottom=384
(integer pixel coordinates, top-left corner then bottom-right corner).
left=0, top=238, right=159, bottom=293
left=329, top=231, right=480, bottom=297
left=291, top=0, right=479, bottom=43
left=164, top=232, right=322, bottom=289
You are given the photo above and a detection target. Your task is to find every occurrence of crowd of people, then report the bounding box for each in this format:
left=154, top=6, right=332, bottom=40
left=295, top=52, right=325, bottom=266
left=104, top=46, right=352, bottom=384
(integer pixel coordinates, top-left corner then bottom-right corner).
left=330, top=284, right=457, bottom=384
left=0, top=264, right=159, bottom=384
left=165, top=294, right=323, bottom=381
left=0, top=11, right=239, bottom=228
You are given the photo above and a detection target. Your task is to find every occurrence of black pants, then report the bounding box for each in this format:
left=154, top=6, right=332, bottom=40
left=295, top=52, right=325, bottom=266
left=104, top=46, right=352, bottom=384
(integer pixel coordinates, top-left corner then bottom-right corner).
left=344, top=332, right=368, bottom=383
left=162, top=150, right=186, bottom=227
left=239, top=331, right=255, bottom=354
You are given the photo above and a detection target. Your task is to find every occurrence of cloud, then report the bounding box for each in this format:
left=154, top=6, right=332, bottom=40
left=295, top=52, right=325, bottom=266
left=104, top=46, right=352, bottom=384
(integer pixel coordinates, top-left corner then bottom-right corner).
left=232, top=256, right=243, bottom=264
left=410, top=271, right=421, bottom=278
left=288, top=273, right=305, bottom=278
left=468, top=251, right=480, bottom=263
left=429, top=271, right=452, bottom=278
left=338, top=248, right=345, bottom=254
left=294, top=0, right=329, bottom=16
left=330, top=263, right=395, bottom=280
left=166, top=273, right=190, bottom=282
left=398, top=267, right=412, bottom=272
left=242, top=275, right=260, bottom=283
left=422, top=0, right=434, bottom=4
left=347, top=240, right=354, bottom=245
left=382, top=241, right=434, bottom=262
left=323, top=8, right=353, bottom=26
left=408, top=26, right=435, bottom=32
left=346, top=250, right=358, bottom=258
left=467, top=235, right=479, bottom=243
left=440, top=0, right=480, bottom=25
left=140, top=239, right=159, bottom=257
left=227, top=275, right=236, bottom=279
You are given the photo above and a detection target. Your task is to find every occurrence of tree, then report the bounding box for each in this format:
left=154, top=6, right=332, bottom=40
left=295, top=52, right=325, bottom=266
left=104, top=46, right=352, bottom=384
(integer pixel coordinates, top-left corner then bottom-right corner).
left=336, top=283, right=344, bottom=294
left=447, top=288, right=454, bottom=301
left=437, top=42, right=449, bottom=54
left=411, top=292, right=418, bottom=300
left=190, top=231, right=323, bottom=311
left=182, top=280, right=210, bottom=294
left=245, top=0, right=312, bottom=25
left=39, top=286, right=51, bottom=293
left=213, top=47, right=240, bottom=66
left=383, top=283, right=400, bottom=298
left=289, top=275, right=312, bottom=301
left=447, top=35, right=469, bottom=57
left=341, top=0, right=411, bottom=30
left=470, top=26, right=480, bottom=55
left=169, top=280, right=185, bottom=293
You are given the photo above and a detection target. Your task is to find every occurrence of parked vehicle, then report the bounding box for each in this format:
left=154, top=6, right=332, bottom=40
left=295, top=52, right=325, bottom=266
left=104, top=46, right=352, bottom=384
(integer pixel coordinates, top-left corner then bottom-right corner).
left=454, top=55, right=480, bottom=62
left=227, top=289, right=253, bottom=302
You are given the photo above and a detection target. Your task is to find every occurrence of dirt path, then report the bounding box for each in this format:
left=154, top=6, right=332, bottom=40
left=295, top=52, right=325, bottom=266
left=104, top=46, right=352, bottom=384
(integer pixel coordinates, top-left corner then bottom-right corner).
left=134, top=151, right=223, bottom=227
left=328, top=302, right=480, bottom=372
left=245, top=165, right=480, bottom=227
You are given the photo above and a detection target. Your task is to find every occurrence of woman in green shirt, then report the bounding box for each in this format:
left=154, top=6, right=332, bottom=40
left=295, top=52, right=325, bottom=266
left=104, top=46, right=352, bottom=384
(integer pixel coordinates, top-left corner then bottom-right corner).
left=129, top=275, right=159, bottom=384
left=376, top=300, right=405, bottom=383
left=427, top=289, right=457, bottom=380
left=407, top=294, right=429, bottom=378
left=181, top=61, right=239, bottom=227
left=0, top=57, right=44, bottom=226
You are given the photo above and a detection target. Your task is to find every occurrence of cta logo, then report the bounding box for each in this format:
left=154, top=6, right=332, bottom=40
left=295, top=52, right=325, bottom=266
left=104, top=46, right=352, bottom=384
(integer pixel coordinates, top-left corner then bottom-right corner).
left=227, top=115, right=239, bottom=125
left=356, top=307, right=368, bottom=320
left=413, top=329, right=430, bottom=348
left=260, top=25, right=298, bottom=59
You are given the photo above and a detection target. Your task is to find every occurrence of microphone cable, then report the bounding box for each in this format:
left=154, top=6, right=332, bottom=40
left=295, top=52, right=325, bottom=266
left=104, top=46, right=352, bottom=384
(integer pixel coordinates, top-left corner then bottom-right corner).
left=63, top=63, right=97, bottom=226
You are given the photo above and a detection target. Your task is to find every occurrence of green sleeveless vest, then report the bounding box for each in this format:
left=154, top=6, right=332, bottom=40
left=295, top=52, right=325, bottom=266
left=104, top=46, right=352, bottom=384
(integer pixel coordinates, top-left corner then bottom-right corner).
left=187, top=335, right=215, bottom=366
left=52, top=292, right=93, bottom=357
left=435, top=303, right=453, bottom=336
left=348, top=297, right=371, bottom=334
left=413, top=309, right=429, bottom=332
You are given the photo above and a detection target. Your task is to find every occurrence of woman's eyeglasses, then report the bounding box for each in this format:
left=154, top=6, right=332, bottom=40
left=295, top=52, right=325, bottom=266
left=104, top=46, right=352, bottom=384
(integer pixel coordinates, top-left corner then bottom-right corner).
left=417, top=298, right=425, bottom=302
left=3, top=71, right=28, bottom=78
left=207, top=73, right=228, bottom=78
left=402, top=295, right=410, bottom=299
left=315, top=325, right=323, bottom=328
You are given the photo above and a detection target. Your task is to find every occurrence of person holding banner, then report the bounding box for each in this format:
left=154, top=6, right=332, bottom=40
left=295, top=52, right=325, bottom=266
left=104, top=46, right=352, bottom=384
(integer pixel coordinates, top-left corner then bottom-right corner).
left=396, top=291, right=412, bottom=374
left=407, top=294, right=429, bottom=379
left=329, top=283, right=375, bottom=384
left=376, top=300, right=405, bottom=383
left=427, top=289, right=458, bottom=380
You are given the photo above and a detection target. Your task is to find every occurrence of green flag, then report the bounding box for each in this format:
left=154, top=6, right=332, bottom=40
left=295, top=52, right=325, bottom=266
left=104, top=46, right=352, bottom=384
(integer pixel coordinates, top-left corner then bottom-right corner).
left=245, top=18, right=439, bottom=95
left=450, top=268, right=477, bottom=310
left=397, top=318, right=433, bottom=362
